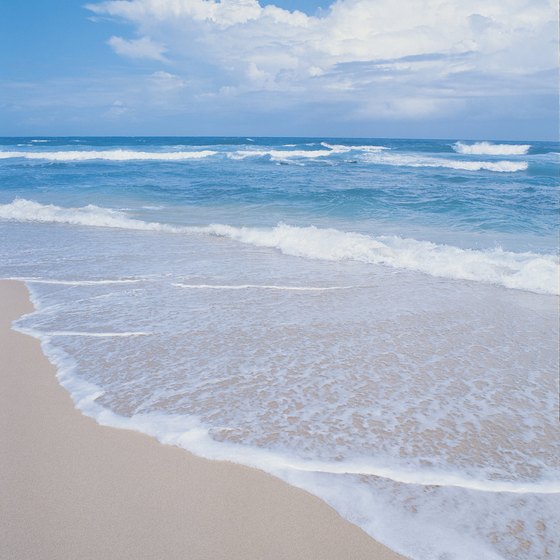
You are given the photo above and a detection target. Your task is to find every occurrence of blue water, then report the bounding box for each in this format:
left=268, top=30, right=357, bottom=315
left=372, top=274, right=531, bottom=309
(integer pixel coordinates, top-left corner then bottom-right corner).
left=0, top=137, right=558, bottom=560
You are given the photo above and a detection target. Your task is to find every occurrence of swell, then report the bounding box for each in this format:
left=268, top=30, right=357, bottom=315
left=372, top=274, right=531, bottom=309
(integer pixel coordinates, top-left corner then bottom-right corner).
left=1, top=199, right=557, bottom=295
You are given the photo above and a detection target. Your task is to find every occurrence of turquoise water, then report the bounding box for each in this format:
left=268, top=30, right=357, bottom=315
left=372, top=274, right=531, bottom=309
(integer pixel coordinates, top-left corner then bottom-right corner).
left=0, top=137, right=558, bottom=559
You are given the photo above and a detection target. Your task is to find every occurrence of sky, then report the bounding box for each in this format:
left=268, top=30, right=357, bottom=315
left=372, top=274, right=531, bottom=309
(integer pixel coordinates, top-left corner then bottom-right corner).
left=0, top=0, right=558, bottom=139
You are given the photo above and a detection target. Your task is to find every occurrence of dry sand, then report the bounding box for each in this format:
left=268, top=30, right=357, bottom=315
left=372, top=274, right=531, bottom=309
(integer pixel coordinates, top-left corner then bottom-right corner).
left=0, top=279, right=407, bottom=560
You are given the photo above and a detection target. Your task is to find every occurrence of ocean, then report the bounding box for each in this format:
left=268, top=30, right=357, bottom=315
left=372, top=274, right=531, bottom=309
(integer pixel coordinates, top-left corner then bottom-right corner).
left=0, top=137, right=558, bottom=559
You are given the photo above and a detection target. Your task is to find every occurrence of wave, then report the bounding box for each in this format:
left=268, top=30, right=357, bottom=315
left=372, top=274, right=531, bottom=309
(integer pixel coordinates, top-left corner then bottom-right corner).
left=198, top=223, right=558, bottom=295
left=0, top=149, right=217, bottom=161
left=453, top=141, right=531, bottom=156
left=362, top=152, right=528, bottom=172
left=2, top=199, right=557, bottom=294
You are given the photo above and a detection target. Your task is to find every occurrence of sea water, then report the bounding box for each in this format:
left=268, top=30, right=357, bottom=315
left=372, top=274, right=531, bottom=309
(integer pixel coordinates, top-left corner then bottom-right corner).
left=0, top=137, right=558, bottom=559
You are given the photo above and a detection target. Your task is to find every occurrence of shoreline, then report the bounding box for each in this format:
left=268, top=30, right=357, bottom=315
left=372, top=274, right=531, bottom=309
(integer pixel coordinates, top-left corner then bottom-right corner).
left=0, top=279, right=407, bottom=560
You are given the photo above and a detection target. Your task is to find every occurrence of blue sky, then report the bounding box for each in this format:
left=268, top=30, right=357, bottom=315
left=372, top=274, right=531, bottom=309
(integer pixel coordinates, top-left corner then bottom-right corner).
left=1, top=0, right=557, bottom=139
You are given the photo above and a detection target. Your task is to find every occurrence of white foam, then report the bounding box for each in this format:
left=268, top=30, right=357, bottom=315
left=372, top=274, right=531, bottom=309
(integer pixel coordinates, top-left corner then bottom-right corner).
left=0, top=149, right=217, bottom=161
left=453, top=141, right=531, bottom=156
left=172, top=283, right=354, bottom=291
left=30, top=139, right=49, bottom=143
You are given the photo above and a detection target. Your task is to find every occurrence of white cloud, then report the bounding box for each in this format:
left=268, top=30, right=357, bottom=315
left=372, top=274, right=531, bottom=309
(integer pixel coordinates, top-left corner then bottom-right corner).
left=107, top=36, right=167, bottom=61
left=87, top=0, right=557, bottom=125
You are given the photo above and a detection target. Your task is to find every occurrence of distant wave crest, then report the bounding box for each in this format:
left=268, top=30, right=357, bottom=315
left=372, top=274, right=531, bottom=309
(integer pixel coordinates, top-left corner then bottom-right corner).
left=0, top=149, right=217, bottom=161
left=453, top=142, right=531, bottom=156
left=1, top=199, right=556, bottom=295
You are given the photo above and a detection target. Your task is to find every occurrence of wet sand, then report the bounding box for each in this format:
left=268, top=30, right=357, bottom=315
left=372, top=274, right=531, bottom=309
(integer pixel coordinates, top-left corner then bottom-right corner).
left=0, top=279, right=407, bottom=560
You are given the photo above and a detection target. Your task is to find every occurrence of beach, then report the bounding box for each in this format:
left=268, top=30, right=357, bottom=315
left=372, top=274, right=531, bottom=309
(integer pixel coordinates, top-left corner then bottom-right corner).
left=0, top=279, right=406, bottom=560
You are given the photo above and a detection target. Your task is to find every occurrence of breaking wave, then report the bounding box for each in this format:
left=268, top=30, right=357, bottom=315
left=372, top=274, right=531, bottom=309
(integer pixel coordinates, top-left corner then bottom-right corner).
left=0, top=149, right=217, bottom=161
left=1, top=199, right=557, bottom=295
left=453, top=142, right=531, bottom=156
left=199, top=223, right=558, bottom=295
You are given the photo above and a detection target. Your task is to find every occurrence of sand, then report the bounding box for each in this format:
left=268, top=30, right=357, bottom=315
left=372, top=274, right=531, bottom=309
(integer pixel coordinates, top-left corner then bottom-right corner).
left=0, top=279, right=407, bottom=560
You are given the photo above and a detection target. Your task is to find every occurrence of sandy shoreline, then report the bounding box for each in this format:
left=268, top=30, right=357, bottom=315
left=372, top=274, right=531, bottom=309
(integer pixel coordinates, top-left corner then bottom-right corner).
left=0, top=279, right=406, bottom=560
